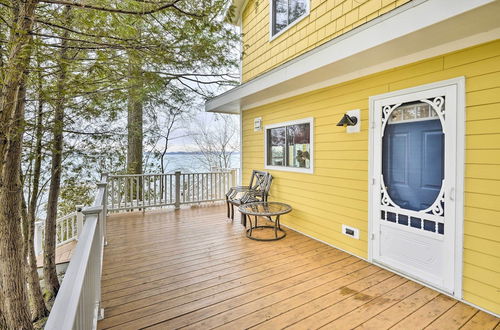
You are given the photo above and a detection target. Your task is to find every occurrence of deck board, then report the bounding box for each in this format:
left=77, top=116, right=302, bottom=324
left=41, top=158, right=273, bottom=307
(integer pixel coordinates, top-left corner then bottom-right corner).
left=97, top=205, right=499, bottom=330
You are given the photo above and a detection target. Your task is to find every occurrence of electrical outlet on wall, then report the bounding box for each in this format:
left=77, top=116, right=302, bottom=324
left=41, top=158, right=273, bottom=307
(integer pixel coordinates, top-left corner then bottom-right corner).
left=342, top=224, right=360, bottom=239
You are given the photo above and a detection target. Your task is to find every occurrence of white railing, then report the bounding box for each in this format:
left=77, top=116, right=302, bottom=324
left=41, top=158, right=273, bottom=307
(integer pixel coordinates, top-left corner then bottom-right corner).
left=45, top=176, right=107, bottom=329
left=34, top=209, right=84, bottom=256
left=43, top=169, right=237, bottom=329
left=107, top=169, right=237, bottom=212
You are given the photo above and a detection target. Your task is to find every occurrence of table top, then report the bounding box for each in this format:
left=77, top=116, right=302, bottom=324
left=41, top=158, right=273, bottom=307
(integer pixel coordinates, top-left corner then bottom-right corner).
left=238, top=202, right=292, bottom=216
left=230, top=186, right=251, bottom=192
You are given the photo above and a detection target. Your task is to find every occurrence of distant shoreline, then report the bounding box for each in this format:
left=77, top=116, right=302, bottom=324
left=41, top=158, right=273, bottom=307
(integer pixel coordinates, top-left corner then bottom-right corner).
left=161, top=151, right=240, bottom=155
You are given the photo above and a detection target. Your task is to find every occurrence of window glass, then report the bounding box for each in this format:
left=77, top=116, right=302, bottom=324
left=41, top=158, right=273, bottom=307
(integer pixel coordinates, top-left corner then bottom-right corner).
left=289, top=0, right=307, bottom=24
left=388, top=102, right=440, bottom=124
left=266, top=121, right=311, bottom=169
left=272, top=0, right=307, bottom=36
left=273, top=0, right=288, bottom=35
left=287, top=123, right=310, bottom=168
left=267, top=127, right=286, bottom=166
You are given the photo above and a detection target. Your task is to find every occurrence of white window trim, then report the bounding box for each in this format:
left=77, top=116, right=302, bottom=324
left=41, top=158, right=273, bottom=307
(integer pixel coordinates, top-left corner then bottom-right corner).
left=269, top=0, right=310, bottom=42
left=264, top=117, right=314, bottom=174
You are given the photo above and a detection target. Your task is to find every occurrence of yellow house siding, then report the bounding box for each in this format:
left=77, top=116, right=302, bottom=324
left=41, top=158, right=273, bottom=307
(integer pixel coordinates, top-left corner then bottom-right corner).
left=241, top=40, right=500, bottom=315
left=241, top=0, right=412, bottom=82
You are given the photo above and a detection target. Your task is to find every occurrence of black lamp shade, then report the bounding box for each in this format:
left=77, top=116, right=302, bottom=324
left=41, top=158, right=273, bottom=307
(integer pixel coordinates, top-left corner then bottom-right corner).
left=336, top=114, right=358, bottom=127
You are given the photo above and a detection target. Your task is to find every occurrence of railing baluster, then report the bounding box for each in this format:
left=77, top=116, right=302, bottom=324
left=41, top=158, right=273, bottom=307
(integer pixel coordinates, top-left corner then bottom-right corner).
left=129, top=177, right=132, bottom=210
left=136, top=177, right=140, bottom=210
left=153, top=175, right=157, bottom=206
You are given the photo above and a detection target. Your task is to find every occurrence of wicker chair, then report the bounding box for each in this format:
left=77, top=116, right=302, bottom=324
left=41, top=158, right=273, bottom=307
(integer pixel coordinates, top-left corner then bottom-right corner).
left=226, top=170, right=272, bottom=225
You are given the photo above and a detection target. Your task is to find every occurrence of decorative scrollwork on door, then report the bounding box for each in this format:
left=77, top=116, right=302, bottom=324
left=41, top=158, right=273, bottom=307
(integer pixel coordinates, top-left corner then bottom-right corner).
left=379, top=97, right=446, bottom=236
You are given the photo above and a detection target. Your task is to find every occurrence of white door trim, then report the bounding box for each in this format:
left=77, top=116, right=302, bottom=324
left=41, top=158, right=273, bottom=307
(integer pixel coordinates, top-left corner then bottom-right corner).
left=368, top=77, right=465, bottom=299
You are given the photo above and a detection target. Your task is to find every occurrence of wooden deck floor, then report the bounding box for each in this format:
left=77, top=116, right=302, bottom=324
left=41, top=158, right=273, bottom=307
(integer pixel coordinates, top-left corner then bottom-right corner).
left=97, top=205, right=499, bottom=330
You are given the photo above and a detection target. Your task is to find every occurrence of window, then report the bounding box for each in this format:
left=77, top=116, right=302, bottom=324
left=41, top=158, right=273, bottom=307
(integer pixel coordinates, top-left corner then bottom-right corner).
left=265, top=118, right=313, bottom=173
left=271, top=0, right=308, bottom=37
left=388, top=102, right=440, bottom=124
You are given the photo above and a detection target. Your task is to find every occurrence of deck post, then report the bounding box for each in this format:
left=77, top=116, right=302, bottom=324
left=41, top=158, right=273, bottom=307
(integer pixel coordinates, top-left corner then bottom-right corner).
left=231, top=168, right=237, bottom=187
left=175, top=171, right=181, bottom=210
left=97, top=181, right=108, bottom=246
left=76, top=205, right=84, bottom=238
left=81, top=206, right=105, bottom=322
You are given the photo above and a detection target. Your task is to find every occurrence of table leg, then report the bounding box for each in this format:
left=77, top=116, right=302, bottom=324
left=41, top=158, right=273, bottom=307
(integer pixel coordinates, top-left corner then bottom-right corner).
left=247, top=216, right=253, bottom=236
left=274, top=215, right=280, bottom=238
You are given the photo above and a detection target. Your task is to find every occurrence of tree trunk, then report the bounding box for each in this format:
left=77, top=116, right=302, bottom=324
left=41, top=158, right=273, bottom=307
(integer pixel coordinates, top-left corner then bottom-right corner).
left=0, top=43, right=34, bottom=330
left=25, top=67, right=49, bottom=320
left=43, top=5, right=72, bottom=298
left=0, top=287, right=7, bottom=329
left=0, top=2, right=38, bottom=329
left=127, top=53, right=144, bottom=175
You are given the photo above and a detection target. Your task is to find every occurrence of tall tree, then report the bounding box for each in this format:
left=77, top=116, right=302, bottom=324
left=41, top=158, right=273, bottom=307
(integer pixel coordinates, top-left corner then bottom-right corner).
left=0, top=1, right=39, bottom=328
left=43, top=4, right=73, bottom=298
left=25, top=49, right=49, bottom=319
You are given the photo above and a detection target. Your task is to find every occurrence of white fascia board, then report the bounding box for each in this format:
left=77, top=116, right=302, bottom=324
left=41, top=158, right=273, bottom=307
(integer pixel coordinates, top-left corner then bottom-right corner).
left=206, top=0, right=499, bottom=114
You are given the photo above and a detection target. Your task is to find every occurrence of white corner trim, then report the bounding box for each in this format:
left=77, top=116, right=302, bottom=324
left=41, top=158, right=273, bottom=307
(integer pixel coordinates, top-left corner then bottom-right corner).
left=264, top=117, right=314, bottom=174
left=268, top=0, right=310, bottom=42
left=239, top=112, right=244, bottom=185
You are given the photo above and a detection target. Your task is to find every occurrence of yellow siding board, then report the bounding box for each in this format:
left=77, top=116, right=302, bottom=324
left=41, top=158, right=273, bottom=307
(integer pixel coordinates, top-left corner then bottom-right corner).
left=466, top=150, right=500, bottom=164
left=389, top=55, right=500, bottom=91
left=444, top=41, right=500, bottom=69
left=466, top=134, right=500, bottom=150
left=464, top=207, right=500, bottom=226
left=241, top=40, right=500, bottom=314
left=463, top=249, right=500, bottom=273
left=467, top=70, right=500, bottom=91
left=467, top=119, right=500, bottom=135
left=467, top=87, right=500, bottom=107
left=463, top=263, right=500, bottom=291
left=464, top=221, right=500, bottom=242
left=465, top=177, right=500, bottom=195
left=462, top=290, right=500, bottom=316
left=358, top=0, right=381, bottom=19
left=463, top=235, right=499, bottom=258
left=467, top=103, right=500, bottom=121
left=465, top=192, right=500, bottom=210
left=466, top=164, right=500, bottom=181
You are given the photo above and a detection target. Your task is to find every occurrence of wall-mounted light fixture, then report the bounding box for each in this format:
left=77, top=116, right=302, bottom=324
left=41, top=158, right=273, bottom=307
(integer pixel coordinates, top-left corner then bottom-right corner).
left=336, top=114, right=358, bottom=127
left=336, top=109, right=360, bottom=133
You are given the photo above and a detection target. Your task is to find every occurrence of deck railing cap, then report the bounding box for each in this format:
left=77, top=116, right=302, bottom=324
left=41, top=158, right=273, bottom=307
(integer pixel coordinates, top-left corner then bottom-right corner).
left=82, top=205, right=103, bottom=215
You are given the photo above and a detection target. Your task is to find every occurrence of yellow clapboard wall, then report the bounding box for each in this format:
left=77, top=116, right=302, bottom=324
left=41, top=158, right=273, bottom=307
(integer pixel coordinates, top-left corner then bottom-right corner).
left=241, top=39, right=500, bottom=315
left=241, top=0, right=411, bottom=82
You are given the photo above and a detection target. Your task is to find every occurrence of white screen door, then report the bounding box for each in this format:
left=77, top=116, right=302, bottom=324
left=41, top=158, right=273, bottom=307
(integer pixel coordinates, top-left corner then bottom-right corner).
left=369, top=78, right=464, bottom=296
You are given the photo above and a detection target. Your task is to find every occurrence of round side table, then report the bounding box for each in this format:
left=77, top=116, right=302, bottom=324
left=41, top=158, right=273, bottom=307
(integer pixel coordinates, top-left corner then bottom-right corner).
left=238, top=202, right=292, bottom=241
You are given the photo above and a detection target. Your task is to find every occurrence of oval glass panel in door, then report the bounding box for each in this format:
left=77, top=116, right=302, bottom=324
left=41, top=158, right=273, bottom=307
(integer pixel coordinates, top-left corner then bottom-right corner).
left=381, top=102, right=444, bottom=232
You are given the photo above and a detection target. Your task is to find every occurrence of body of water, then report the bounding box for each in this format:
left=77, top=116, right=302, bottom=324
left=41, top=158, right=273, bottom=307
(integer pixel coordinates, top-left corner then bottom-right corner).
left=145, top=152, right=240, bottom=173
